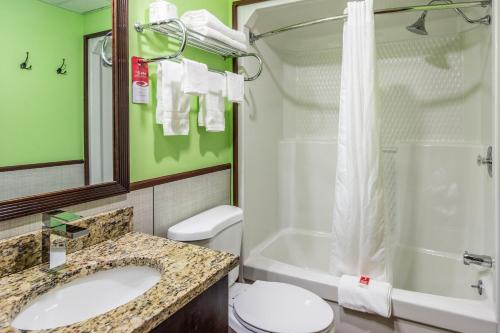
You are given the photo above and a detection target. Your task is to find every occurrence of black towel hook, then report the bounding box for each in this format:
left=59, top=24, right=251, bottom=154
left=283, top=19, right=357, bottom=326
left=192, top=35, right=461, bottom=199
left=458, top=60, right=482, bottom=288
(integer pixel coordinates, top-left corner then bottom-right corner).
left=20, top=52, right=32, bottom=70
left=56, top=58, right=67, bottom=75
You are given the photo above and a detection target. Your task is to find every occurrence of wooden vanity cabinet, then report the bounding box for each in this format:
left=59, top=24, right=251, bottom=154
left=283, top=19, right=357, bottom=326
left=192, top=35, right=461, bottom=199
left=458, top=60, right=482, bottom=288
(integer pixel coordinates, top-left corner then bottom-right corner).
left=150, top=276, right=228, bottom=333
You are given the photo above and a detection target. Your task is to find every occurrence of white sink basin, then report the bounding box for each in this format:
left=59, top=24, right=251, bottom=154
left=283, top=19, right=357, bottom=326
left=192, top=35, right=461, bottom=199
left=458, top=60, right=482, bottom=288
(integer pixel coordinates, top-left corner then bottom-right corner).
left=11, top=265, right=161, bottom=330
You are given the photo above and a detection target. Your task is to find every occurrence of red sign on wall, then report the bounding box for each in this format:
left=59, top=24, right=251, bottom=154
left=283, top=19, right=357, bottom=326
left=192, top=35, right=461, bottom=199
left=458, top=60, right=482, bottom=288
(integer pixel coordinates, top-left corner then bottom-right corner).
left=131, top=56, right=149, bottom=104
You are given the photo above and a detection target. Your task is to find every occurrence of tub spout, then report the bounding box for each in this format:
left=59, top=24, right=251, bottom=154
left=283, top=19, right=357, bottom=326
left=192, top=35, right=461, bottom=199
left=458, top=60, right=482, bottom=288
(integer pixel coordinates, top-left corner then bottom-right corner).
left=463, top=251, right=493, bottom=268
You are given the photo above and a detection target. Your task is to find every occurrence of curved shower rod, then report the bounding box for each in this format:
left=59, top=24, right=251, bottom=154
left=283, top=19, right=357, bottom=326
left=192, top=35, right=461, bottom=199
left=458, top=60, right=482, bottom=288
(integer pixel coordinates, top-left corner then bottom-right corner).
left=249, top=0, right=491, bottom=44
left=101, top=31, right=113, bottom=67
left=407, top=0, right=490, bottom=35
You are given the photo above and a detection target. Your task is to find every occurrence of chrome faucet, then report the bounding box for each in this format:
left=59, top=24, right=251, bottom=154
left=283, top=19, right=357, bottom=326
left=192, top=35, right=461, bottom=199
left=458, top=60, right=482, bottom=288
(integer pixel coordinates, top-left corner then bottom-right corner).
left=42, top=210, right=89, bottom=272
left=463, top=251, right=493, bottom=268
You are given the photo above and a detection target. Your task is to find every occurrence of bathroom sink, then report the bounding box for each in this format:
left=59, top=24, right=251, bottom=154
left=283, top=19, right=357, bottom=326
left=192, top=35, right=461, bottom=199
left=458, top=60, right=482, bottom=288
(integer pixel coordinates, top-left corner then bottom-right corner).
left=11, top=265, right=161, bottom=330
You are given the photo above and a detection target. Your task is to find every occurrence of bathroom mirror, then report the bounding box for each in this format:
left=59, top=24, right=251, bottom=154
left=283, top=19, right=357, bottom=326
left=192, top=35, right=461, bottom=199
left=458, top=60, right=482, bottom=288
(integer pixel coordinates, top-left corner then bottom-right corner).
left=0, top=0, right=129, bottom=221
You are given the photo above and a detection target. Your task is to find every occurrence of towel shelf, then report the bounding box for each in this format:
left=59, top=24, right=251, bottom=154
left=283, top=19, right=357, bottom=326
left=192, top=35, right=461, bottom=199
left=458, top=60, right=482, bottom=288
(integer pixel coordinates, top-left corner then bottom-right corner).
left=134, top=18, right=262, bottom=81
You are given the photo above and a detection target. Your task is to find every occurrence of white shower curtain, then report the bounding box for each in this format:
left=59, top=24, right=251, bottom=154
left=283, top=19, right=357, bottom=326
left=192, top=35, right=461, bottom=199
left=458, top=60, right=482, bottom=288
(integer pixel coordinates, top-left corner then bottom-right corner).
left=331, top=0, right=387, bottom=281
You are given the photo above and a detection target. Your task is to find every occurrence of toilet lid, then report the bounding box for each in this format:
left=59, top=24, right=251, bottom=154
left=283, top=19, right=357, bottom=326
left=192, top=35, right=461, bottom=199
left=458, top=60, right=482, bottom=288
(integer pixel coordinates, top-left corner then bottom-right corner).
left=233, top=281, right=334, bottom=333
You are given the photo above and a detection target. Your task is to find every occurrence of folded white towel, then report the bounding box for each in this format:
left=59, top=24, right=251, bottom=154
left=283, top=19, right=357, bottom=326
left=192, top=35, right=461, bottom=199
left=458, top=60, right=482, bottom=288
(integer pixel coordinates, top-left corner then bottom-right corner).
left=338, top=275, right=392, bottom=318
left=156, top=61, right=164, bottom=124
left=199, top=72, right=226, bottom=132
left=225, top=71, right=244, bottom=104
left=163, top=111, right=190, bottom=136
left=149, top=0, right=178, bottom=23
left=159, top=60, right=190, bottom=136
left=181, top=9, right=247, bottom=45
left=190, top=26, right=248, bottom=53
left=182, top=59, right=208, bottom=96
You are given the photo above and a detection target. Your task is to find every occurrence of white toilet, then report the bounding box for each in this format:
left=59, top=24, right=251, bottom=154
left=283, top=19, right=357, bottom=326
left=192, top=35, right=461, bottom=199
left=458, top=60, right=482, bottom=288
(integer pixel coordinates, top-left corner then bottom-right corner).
left=167, top=205, right=335, bottom=333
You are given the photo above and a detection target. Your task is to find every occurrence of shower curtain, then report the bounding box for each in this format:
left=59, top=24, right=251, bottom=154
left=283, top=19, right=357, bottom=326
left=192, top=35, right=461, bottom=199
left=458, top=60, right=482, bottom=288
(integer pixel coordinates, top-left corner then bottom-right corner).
left=331, top=0, right=387, bottom=281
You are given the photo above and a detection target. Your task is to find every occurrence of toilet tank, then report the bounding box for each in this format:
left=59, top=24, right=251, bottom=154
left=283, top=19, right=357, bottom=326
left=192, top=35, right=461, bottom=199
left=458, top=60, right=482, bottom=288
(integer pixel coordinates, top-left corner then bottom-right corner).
left=167, top=205, right=243, bottom=286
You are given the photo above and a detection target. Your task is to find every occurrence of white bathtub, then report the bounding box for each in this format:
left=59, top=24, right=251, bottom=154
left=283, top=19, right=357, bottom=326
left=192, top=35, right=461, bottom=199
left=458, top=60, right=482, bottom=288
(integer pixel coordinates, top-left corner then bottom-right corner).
left=243, top=229, right=496, bottom=333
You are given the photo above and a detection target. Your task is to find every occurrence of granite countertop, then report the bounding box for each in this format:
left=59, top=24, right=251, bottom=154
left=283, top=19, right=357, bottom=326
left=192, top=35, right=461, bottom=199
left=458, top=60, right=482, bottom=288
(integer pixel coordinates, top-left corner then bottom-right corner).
left=0, top=232, right=238, bottom=333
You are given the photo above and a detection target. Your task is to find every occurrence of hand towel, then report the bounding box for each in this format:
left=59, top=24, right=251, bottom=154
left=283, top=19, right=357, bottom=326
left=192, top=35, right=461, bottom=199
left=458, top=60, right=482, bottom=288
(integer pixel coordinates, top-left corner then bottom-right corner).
left=149, top=0, right=178, bottom=23
left=190, top=26, right=248, bottom=53
left=159, top=60, right=190, bottom=136
left=156, top=61, right=164, bottom=124
left=181, top=9, right=247, bottom=44
left=338, top=275, right=392, bottom=318
left=199, top=72, right=226, bottom=132
left=225, top=71, right=244, bottom=103
left=182, top=59, right=208, bottom=96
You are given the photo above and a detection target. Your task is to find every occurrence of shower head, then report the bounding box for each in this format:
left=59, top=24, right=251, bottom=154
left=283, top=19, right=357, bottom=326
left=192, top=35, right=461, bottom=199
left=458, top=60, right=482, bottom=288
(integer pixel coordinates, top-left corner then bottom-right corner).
left=406, top=11, right=428, bottom=35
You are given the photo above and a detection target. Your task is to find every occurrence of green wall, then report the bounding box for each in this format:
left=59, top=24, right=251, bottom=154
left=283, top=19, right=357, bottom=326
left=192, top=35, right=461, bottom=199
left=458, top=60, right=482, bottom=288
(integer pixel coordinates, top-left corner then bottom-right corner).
left=84, top=7, right=113, bottom=35
left=0, top=0, right=234, bottom=182
left=0, top=1, right=111, bottom=167
left=129, top=0, right=233, bottom=182
left=0, top=0, right=84, bottom=167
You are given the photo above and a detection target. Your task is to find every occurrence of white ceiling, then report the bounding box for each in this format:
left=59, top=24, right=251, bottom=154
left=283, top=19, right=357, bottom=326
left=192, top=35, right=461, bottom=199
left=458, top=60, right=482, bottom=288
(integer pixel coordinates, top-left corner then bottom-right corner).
left=38, top=0, right=111, bottom=14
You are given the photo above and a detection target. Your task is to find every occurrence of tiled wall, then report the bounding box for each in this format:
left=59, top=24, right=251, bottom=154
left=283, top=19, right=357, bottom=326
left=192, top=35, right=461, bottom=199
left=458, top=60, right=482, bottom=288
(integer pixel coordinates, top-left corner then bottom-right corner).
left=154, top=170, right=231, bottom=237
left=276, top=29, right=490, bottom=238
left=283, top=32, right=480, bottom=144
left=0, top=169, right=231, bottom=241
left=0, top=164, right=85, bottom=202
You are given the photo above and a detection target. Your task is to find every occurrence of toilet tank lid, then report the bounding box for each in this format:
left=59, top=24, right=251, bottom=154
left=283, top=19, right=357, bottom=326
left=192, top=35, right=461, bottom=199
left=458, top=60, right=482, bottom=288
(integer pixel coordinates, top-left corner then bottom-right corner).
left=167, top=205, right=243, bottom=241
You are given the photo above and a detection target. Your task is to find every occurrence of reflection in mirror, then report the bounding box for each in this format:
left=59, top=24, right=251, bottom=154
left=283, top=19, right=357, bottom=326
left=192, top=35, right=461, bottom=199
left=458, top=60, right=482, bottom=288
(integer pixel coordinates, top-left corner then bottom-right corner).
left=0, top=0, right=113, bottom=202
left=86, top=30, right=113, bottom=185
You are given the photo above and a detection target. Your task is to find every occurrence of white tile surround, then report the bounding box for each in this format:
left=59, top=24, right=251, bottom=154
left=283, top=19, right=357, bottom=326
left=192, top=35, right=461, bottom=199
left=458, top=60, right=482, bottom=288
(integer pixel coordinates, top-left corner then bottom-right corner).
left=237, top=1, right=496, bottom=332
left=0, top=169, right=231, bottom=240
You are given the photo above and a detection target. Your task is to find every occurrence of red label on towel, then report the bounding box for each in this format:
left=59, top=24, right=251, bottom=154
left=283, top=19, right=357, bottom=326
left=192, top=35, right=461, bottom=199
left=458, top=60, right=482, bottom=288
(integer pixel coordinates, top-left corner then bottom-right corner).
left=131, top=56, right=149, bottom=104
left=359, top=276, right=371, bottom=285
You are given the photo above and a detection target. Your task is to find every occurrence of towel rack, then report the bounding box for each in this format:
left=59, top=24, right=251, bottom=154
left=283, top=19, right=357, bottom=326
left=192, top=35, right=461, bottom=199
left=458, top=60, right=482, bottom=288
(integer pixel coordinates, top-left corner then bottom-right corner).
left=134, top=18, right=263, bottom=81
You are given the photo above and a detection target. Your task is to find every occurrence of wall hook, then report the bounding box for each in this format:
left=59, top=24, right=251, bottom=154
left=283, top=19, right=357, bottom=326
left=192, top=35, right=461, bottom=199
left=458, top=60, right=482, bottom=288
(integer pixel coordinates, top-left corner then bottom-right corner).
left=56, top=58, right=67, bottom=75
left=20, top=52, right=32, bottom=70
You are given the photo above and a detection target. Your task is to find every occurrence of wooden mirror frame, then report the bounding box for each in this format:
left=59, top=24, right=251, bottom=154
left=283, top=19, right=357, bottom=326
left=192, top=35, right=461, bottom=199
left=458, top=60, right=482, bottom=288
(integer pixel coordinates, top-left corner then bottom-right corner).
left=0, top=0, right=129, bottom=222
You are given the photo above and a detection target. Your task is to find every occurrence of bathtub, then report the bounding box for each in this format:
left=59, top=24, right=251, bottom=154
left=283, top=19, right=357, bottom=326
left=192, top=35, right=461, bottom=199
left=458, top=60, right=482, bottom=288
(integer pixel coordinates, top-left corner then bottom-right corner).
left=243, top=229, right=496, bottom=333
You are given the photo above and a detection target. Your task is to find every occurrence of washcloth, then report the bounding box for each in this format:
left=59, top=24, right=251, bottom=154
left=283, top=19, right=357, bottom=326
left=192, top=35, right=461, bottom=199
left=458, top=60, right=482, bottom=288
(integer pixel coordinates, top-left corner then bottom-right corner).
left=181, top=59, right=208, bottom=96
left=199, top=72, right=226, bottom=132
left=338, top=275, right=392, bottom=318
left=149, top=0, right=178, bottom=23
left=225, top=71, right=244, bottom=103
left=158, top=60, right=190, bottom=136
left=181, top=9, right=247, bottom=44
left=189, top=26, right=248, bottom=53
